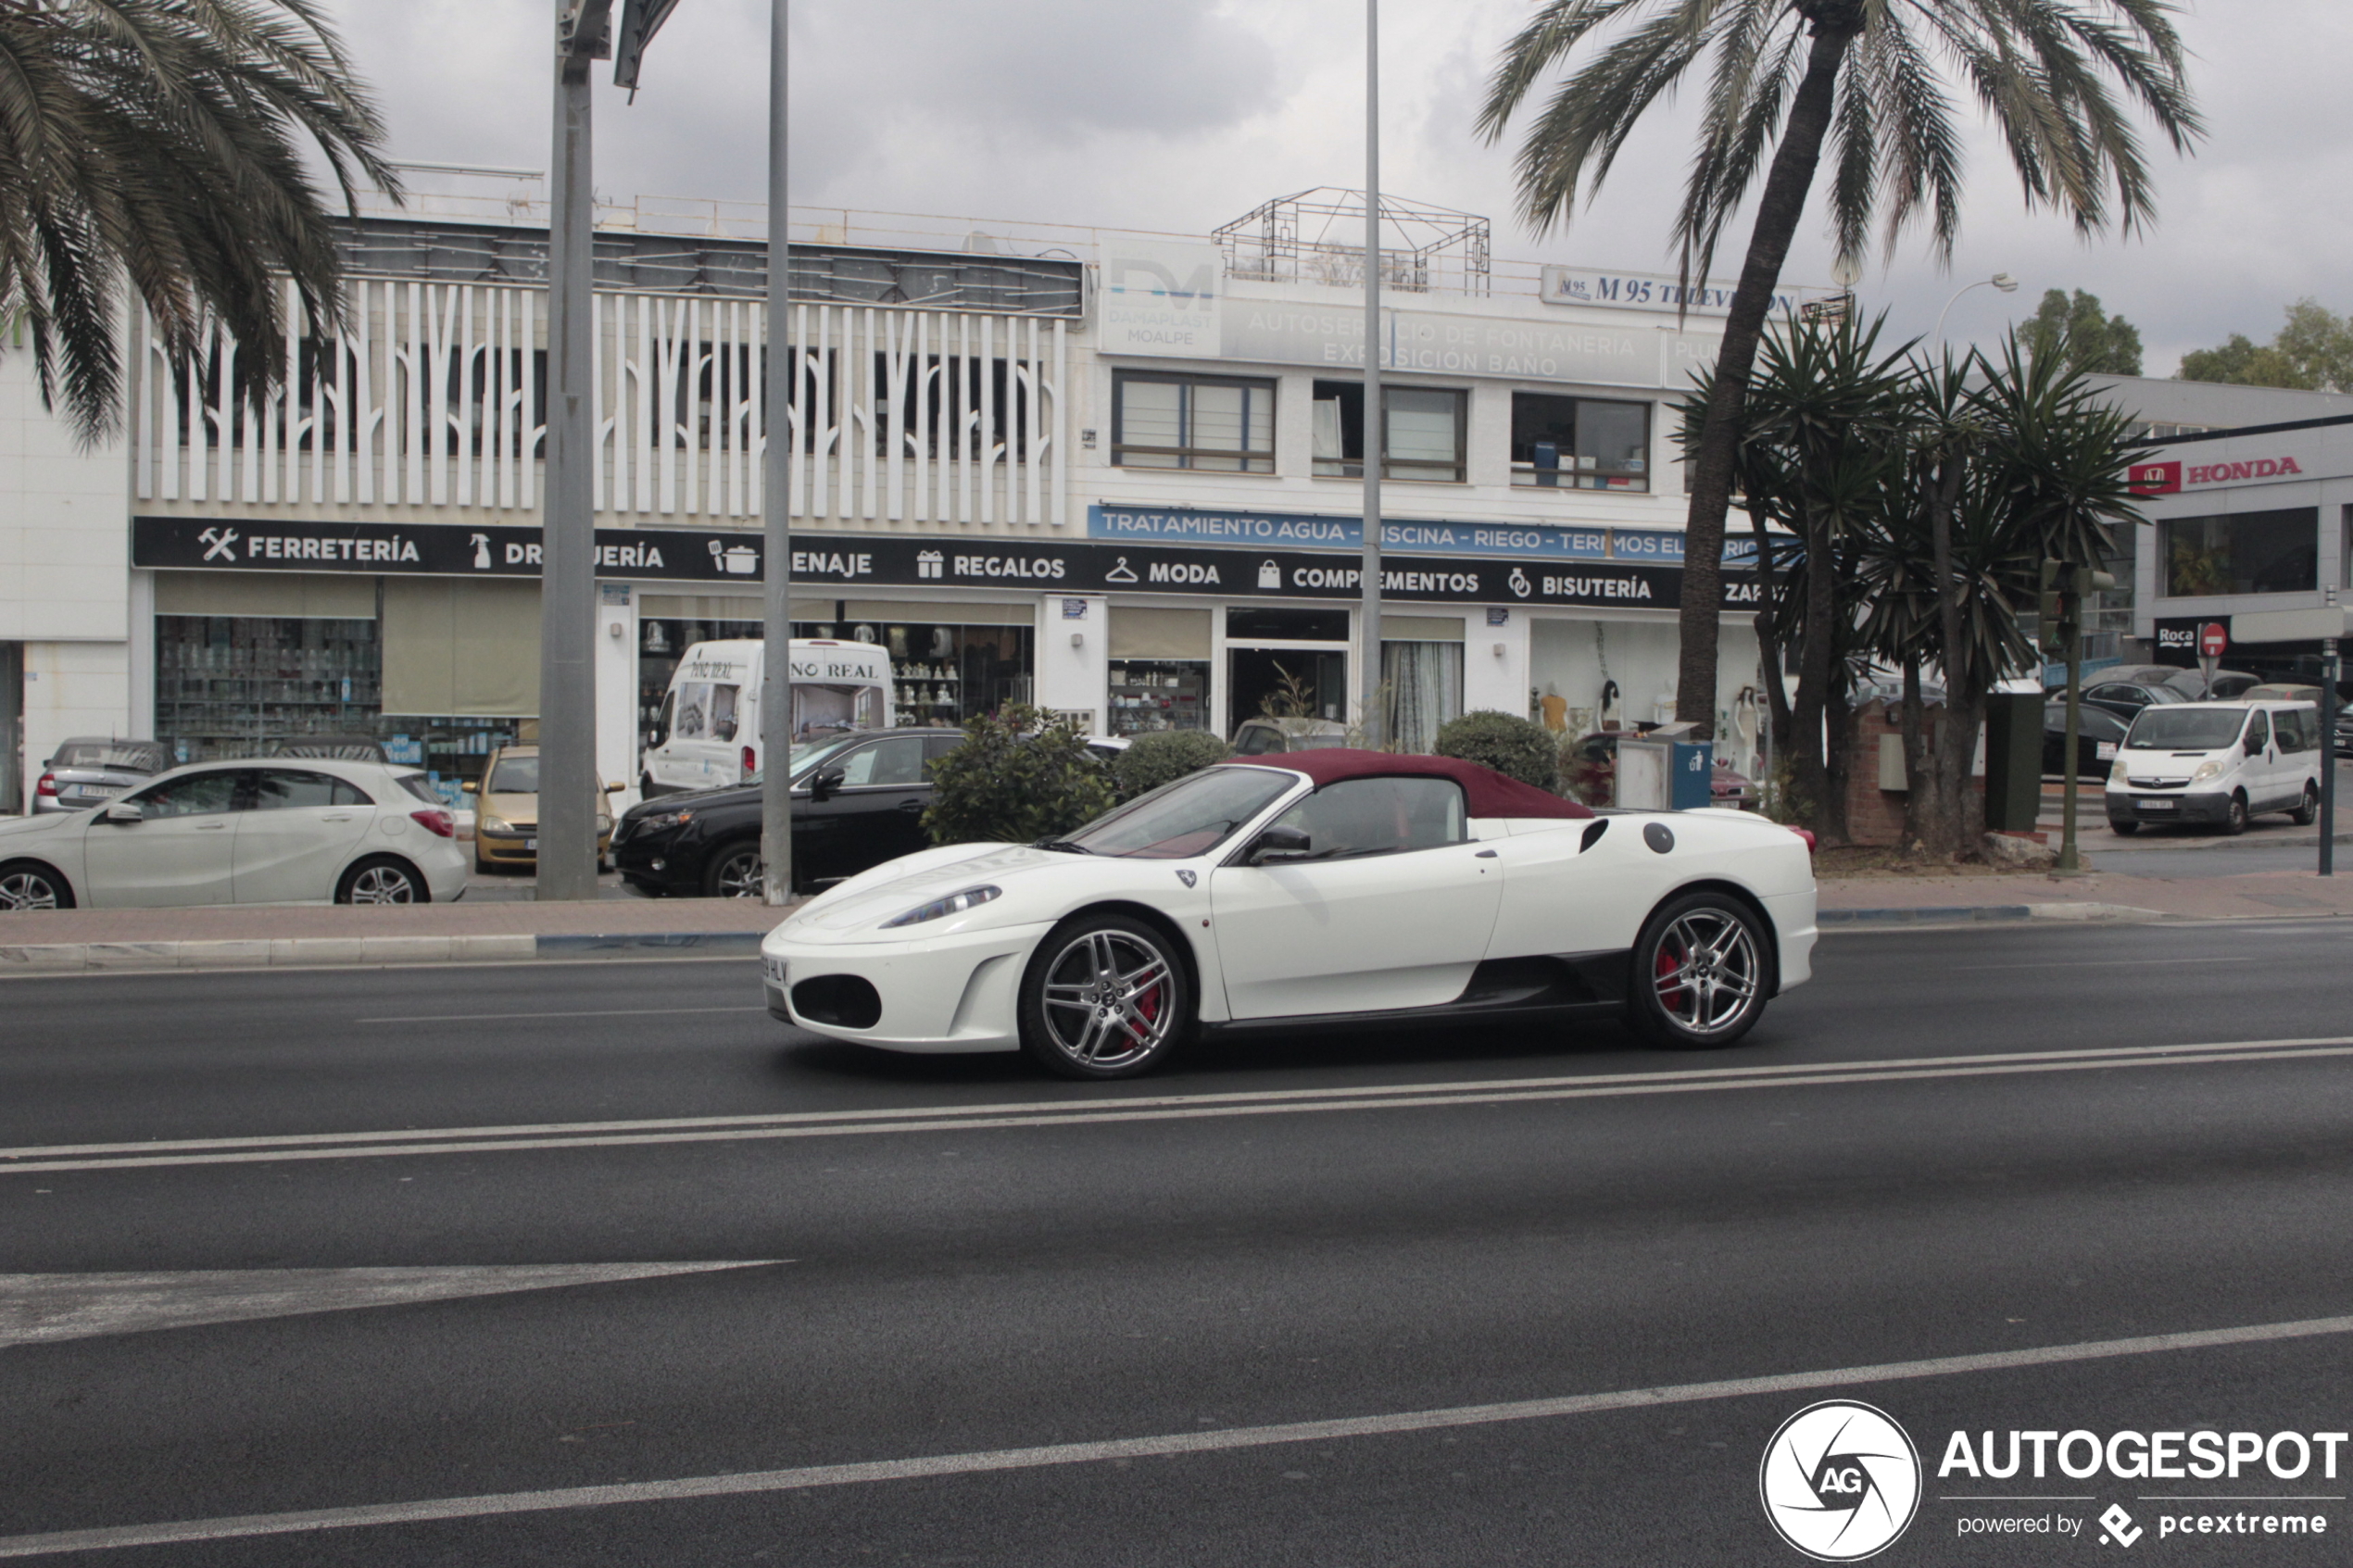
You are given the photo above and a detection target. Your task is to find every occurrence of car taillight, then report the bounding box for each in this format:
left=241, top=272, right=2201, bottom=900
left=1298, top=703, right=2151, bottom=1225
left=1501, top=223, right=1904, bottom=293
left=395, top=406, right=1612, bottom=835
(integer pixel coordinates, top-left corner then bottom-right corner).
left=34, top=772, right=57, bottom=797
left=410, top=809, right=456, bottom=838
left=1790, top=827, right=1817, bottom=852
left=741, top=745, right=756, bottom=777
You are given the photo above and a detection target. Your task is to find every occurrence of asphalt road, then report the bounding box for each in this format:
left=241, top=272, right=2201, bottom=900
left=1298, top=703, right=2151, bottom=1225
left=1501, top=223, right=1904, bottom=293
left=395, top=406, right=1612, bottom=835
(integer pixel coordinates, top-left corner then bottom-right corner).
left=6, top=922, right=2353, bottom=1565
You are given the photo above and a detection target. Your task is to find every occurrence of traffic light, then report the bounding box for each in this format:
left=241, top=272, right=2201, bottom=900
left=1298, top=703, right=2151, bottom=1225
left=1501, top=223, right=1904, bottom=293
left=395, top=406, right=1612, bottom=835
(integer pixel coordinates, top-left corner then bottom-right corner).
left=2073, top=566, right=2118, bottom=598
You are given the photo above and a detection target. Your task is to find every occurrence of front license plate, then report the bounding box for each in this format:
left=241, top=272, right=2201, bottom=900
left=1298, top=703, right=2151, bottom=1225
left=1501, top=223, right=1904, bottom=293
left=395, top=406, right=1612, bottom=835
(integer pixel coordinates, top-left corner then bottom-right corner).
left=523, top=837, right=537, bottom=850
left=2135, top=798, right=2178, bottom=813
left=2095, top=742, right=2118, bottom=760
left=762, top=955, right=788, bottom=986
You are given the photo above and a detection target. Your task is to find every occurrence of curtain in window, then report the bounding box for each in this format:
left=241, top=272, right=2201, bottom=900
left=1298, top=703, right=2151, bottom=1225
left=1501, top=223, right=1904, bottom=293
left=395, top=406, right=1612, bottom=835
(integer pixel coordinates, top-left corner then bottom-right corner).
left=1118, top=379, right=1183, bottom=469
left=1382, top=641, right=1463, bottom=755
left=1385, top=389, right=1460, bottom=478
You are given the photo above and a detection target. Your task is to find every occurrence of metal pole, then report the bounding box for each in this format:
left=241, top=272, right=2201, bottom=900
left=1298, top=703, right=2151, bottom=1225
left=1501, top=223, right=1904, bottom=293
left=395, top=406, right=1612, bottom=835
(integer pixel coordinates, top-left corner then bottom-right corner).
left=2322, top=633, right=2339, bottom=878
left=1357, top=0, right=1382, bottom=750
left=759, top=0, right=794, bottom=905
left=2058, top=606, right=2082, bottom=872
left=537, top=4, right=600, bottom=902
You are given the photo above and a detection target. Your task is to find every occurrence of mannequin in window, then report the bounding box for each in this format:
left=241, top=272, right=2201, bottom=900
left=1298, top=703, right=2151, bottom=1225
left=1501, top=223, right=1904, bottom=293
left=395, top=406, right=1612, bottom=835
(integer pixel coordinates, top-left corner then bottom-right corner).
left=1540, top=682, right=1568, bottom=734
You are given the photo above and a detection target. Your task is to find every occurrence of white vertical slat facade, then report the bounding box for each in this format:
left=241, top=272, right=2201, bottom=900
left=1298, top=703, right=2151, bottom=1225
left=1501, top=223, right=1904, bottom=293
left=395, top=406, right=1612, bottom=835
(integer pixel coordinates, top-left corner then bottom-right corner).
left=129, top=279, right=1071, bottom=531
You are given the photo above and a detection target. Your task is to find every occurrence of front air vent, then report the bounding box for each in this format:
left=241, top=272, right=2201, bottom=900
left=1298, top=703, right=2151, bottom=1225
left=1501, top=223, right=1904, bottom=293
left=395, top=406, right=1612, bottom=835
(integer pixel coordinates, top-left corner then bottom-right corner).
left=791, top=974, right=883, bottom=1030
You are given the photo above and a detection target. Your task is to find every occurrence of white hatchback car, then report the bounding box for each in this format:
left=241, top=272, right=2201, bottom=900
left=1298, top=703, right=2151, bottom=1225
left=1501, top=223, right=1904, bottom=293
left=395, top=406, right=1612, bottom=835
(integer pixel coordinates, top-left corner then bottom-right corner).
left=2105, top=700, right=2323, bottom=835
left=0, top=759, right=469, bottom=909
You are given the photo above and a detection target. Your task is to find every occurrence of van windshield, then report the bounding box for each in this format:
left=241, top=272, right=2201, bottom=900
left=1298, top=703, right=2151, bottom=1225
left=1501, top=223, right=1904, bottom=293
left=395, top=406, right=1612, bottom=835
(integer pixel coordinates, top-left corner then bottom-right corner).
left=2125, top=709, right=2250, bottom=751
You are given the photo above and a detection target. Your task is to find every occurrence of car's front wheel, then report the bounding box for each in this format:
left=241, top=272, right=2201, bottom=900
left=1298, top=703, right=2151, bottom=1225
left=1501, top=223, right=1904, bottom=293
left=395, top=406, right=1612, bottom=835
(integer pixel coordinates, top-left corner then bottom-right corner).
left=2109, top=820, right=2141, bottom=835
left=1018, top=914, right=1190, bottom=1079
left=1627, top=891, right=1768, bottom=1049
left=2292, top=783, right=2320, bottom=826
left=703, top=842, right=765, bottom=899
left=2222, top=792, right=2249, bottom=835
left=0, top=860, right=74, bottom=910
left=337, top=857, right=427, bottom=905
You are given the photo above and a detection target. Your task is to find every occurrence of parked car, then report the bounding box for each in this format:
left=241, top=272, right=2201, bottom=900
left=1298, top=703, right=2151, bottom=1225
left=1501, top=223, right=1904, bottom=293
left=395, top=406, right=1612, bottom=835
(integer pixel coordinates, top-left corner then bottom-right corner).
left=761, top=750, right=1817, bottom=1077
left=2106, top=700, right=2322, bottom=835
left=459, top=745, right=619, bottom=873
left=0, top=759, right=466, bottom=909
left=2043, top=702, right=2130, bottom=779
left=264, top=735, right=390, bottom=763
left=2161, top=668, right=2258, bottom=700
left=1230, top=717, right=1349, bottom=755
left=32, top=737, right=170, bottom=814
left=2079, top=680, right=2190, bottom=722
left=615, top=728, right=968, bottom=897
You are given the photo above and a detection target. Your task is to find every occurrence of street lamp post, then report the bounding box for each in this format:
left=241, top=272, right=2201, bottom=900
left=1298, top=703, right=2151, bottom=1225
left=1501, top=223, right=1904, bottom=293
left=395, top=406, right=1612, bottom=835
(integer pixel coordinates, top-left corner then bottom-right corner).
left=1932, top=271, right=2020, bottom=345
left=1358, top=0, right=1382, bottom=750
left=760, top=0, right=794, bottom=905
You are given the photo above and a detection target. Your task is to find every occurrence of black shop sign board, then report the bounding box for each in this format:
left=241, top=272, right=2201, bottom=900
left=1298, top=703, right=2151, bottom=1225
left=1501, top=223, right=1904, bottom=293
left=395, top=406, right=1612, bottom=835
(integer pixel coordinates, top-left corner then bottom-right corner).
left=134, top=516, right=1755, bottom=611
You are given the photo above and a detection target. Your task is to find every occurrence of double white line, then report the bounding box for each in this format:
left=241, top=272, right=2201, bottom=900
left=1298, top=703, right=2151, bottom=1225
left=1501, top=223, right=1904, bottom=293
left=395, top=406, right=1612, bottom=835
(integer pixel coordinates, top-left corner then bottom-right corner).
left=5, top=1035, right=2349, bottom=1177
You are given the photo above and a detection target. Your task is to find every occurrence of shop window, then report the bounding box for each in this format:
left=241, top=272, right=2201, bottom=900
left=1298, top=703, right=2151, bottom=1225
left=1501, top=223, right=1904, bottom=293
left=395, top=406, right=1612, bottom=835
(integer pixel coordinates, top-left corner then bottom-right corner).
left=1510, top=393, right=1651, bottom=491
left=2161, top=508, right=2318, bottom=596
left=156, top=615, right=382, bottom=764
left=1112, top=371, right=1275, bottom=472
left=1381, top=640, right=1464, bottom=755
left=877, top=621, right=1034, bottom=728
left=1312, top=382, right=1466, bottom=482
left=1108, top=661, right=1210, bottom=736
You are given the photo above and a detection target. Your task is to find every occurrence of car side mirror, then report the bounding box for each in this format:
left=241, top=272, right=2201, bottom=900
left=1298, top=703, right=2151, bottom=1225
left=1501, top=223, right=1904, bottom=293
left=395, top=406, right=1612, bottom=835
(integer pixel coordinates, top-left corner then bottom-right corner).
left=1247, top=824, right=1312, bottom=865
left=102, top=799, right=144, bottom=824
left=460, top=780, right=478, bottom=794
left=810, top=768, right=846, bottom=802
left=604, top=781, right=625, bottom=793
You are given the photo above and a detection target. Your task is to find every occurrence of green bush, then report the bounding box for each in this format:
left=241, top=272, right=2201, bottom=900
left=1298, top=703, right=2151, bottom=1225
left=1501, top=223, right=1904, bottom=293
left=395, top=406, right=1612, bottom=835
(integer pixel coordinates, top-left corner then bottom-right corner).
left=922, top=705, right=1116, bottom=847
left=1435, top=709, right=1560, bottom=792
left=1111, top=730, right=1230, bottom=802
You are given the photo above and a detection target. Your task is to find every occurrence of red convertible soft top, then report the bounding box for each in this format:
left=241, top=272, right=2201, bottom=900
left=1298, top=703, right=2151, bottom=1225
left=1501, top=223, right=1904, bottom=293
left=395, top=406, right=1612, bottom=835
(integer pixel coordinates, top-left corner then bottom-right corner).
left=1223, top=748, right=1593, bottom=820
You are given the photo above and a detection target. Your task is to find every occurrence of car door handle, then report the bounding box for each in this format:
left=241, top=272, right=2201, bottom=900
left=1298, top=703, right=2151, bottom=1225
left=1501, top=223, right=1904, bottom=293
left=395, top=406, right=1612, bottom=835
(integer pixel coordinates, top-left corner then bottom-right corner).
left=195, top=821, right=227, bottom=830
left=898, top=800, right=924, bottom=812
left=1474, top=849, right=1498, bottom=859
left=321, top=813, right=356, bottom=822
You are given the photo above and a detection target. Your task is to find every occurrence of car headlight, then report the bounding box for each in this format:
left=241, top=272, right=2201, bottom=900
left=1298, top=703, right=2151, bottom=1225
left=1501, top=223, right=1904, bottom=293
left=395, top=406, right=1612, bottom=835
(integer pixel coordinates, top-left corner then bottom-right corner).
left=2191, top=759, right=2224, bottom=784
left=479, top=814, right=510, bottom=834
left=882, top=884, right=1001, bottom=928
left=638, top=809, right=694, bottom=832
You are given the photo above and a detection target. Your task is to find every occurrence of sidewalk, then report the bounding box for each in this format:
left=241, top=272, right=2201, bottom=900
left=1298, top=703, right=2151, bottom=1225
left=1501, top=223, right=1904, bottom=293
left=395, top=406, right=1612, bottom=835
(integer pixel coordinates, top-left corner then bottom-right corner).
left=1817, top=865, right=2353, bottom=926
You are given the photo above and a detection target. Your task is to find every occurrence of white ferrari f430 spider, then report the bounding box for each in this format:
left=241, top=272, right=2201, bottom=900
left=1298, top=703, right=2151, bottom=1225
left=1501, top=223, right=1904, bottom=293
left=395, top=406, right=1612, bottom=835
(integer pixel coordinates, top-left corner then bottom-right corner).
left=760, top=749, right=1816, bottom=1078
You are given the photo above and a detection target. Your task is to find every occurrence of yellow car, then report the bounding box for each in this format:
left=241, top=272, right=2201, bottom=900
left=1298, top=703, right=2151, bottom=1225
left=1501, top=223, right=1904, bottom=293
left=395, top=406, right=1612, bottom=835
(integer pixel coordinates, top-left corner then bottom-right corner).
left=462, top=745, right=619, bottom=873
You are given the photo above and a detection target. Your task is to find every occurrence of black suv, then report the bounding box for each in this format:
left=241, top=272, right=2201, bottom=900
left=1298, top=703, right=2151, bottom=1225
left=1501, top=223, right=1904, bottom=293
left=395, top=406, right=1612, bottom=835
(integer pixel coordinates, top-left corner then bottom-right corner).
left=613, top=729, right=966, bottom=897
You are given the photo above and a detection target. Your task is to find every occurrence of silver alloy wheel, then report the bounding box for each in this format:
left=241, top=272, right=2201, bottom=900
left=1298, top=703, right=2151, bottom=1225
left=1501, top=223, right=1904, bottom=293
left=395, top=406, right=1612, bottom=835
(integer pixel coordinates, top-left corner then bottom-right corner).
left=345, top=864, right=419, bottom=904
left=711, top=847, right=764, bottom=898
left=0, top=871, right=61, bottom=910
left=1038, top=927, right=1177, bottom=1069
left=1649, top=908, right=1762, bottom=1038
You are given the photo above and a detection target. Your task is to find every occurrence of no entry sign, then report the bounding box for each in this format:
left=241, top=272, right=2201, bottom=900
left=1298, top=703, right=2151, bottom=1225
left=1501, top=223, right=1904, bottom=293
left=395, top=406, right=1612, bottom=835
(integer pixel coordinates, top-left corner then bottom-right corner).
left=2200, top=621, right=2229, bottom=658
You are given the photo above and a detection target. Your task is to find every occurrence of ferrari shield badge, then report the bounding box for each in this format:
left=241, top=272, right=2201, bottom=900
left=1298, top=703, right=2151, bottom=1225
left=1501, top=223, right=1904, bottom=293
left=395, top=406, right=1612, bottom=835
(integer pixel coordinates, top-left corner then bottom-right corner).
left=1176, top=870, right=1197, bottom=888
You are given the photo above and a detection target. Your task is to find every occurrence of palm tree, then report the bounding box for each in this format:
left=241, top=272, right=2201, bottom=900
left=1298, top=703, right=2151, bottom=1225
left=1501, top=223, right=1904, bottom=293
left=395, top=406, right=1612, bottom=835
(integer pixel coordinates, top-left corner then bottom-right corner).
left=0, top=0, right=398, bottom=442
left=1478, top=0, right=2199, bottom=739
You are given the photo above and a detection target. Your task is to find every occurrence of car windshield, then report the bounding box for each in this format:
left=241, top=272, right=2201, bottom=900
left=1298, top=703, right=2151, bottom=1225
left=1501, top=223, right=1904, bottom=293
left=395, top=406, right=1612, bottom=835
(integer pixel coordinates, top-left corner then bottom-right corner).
left=2125, top=709, right=2251, bottom=750
left=1062, top=766, right=1298, bottom=859
left=486, top=757, right=539, bottom=793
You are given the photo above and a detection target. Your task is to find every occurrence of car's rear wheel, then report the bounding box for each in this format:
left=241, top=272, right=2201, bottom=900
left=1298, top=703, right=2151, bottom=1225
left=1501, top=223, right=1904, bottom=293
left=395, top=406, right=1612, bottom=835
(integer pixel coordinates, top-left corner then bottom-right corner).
left=703, top=842, right=765, bottom=899
left=2292, top=783, right=2320, bottom=826
left=2222, top=792, right=2249, bottom=835
left=1018, top=915, right=1189, bottom=1079
left=337, top=857, right=426, bottom=905
left=1626, top=891, right=1768, bottom=1050
left=0, top=860, right=74, bottom=910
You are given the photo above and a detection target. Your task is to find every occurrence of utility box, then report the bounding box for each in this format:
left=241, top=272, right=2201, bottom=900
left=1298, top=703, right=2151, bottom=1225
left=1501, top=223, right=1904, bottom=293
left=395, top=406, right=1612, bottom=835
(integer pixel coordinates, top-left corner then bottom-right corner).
left=1613, top=736, right=1670, bottom=810
left=1982, top=691, right=2044, bottom=832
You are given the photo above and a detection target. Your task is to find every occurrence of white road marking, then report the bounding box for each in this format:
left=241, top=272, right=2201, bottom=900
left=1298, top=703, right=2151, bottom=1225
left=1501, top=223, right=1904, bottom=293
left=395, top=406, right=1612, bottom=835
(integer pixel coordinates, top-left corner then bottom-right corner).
left=1947, top=957, right=2252, bottom=971
left=4, top=1311, right=2347, bottom=1558
left=356, top=1006, right=767, bottom=1023
left=2, top=1036, right=2348, bottom=1177
left=0, top=1263, right=781, bottom=1349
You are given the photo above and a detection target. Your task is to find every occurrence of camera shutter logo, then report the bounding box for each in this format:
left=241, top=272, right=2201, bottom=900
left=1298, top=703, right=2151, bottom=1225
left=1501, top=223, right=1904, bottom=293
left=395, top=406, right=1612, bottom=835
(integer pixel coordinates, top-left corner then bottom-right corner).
left=1758, top=1400, right=1920, bottom=1561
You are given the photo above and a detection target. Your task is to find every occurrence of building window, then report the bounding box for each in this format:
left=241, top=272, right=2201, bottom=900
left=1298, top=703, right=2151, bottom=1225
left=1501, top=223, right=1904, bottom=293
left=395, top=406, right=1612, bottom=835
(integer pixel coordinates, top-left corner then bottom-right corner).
left=1312, top=382, right=1466, bottom=482
left=2160, top=508, right=2318, bottom=597
left=1510, top=393, right=1651, bottom=491
left=1112, top=371, right=1275, bottom=472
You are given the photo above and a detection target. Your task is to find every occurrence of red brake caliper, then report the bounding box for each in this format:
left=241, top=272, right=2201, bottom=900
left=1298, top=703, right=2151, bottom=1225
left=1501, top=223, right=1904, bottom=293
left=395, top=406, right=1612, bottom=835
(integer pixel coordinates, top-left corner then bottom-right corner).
left=1655, top=941, right=1687, bottom=1010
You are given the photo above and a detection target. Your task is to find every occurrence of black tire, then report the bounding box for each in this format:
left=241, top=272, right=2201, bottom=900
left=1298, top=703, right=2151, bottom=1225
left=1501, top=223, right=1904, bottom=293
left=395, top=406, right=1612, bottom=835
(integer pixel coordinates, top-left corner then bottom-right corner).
left=2222, top=792, right=2249, bottom=836
left=2109, top=820, right=2141, bottom=835
left=1017, top=913, right=1190, bottom=1079
left=2292, top=784, right=2320, bottom=827
left=1626, top=890, right=1769, bottom=1050
left=336, top=856, right=428, bottom=905
left=702, top=841, right=765, bottom=899
left=0, top=859, right=75, bottom=910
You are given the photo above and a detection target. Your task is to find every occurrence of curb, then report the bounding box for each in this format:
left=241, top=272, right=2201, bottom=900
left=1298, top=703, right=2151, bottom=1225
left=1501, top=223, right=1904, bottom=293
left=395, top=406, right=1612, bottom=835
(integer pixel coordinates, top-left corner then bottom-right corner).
left=0, top=930, right=763, bottom=975
left=1820, top=902, right=2166, bottom=928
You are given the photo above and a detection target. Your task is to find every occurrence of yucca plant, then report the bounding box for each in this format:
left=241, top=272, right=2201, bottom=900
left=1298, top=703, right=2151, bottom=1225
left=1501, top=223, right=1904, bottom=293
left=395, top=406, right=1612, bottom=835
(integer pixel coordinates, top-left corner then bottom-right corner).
left=0, top=0, right=398, bottom=442
left=1479, top=0, right=2200, bottom=739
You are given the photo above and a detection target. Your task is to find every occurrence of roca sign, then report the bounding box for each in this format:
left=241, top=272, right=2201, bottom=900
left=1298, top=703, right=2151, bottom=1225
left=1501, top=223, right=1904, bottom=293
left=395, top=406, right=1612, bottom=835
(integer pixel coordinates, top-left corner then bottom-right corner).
left=2129, top=455, right=2305, bottom=496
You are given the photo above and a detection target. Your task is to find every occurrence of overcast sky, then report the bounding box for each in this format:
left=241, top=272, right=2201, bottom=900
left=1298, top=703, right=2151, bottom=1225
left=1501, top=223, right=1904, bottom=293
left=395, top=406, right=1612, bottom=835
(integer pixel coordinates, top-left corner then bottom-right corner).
left=323, top=1, right=2349, bottom=375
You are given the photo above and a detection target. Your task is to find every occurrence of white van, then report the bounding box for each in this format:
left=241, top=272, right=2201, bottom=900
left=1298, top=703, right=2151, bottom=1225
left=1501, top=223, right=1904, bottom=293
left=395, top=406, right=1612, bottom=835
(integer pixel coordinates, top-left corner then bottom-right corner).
left=641, top=638, right=890, bottom=797
left=2105, top=699, right=2323, bottom=835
